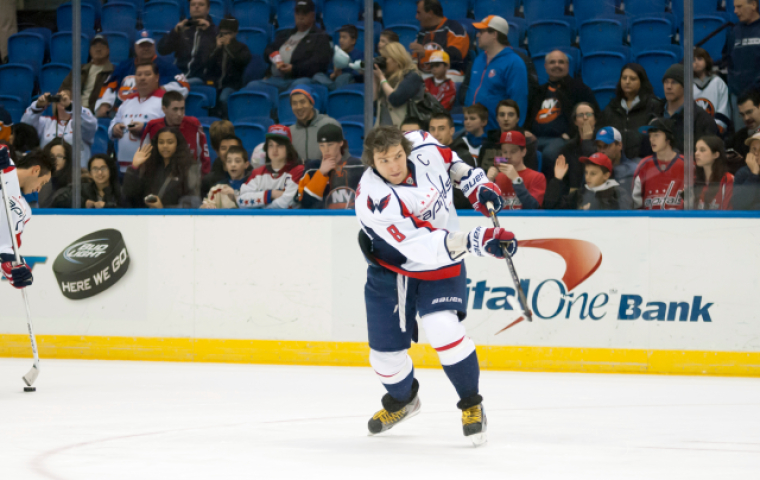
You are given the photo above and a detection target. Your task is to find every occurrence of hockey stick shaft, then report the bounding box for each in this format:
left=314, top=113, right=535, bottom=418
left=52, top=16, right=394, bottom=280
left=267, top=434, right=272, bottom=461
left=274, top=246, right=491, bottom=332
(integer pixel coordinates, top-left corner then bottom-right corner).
left=485, top=202, right=533, bottom=334
left=0, top=171, right=40, bottom=386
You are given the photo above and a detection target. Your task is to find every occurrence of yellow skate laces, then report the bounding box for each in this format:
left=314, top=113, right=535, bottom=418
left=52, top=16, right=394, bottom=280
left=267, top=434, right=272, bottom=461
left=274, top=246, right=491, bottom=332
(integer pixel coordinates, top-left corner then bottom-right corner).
left=462, top=405, right=483, bottom=425
left=373, top=409, right=405, bottom=425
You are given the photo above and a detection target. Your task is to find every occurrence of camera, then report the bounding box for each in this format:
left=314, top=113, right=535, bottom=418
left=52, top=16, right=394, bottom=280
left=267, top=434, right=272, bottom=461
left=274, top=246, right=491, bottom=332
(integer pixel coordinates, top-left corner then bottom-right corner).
left=185, top=19, right=199, bottom=27
left=48, top=94, right=62, bottom=103
left=374, top=56, right=387, bottom=71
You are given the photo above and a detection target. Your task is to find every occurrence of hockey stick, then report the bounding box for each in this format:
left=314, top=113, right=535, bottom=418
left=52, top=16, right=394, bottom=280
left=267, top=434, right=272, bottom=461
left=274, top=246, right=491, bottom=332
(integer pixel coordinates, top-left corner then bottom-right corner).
left=485, top=202, right=533, bottom=334
left=0, top=170, right=40, bottom=387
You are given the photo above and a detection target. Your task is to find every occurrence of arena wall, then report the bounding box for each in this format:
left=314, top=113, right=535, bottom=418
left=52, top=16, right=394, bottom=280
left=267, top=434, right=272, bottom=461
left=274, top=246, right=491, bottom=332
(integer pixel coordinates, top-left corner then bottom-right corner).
left=1, top=210, right=758, bottom=376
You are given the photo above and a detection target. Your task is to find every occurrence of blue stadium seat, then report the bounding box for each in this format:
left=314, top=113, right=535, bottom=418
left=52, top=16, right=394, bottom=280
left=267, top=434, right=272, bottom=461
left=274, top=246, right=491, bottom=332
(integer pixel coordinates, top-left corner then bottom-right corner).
left=40, top=64, right=72, bottom=96
left=277, top=0, right=296, bottom=30
left=581, top=51, right=627, bottom=90
left=237, top=28, right=270, bottom=56
left=524, top=0, right=566, bottom=24
left=341, top=121, right=364, bottom=157
left=209, top=0, right=226, bottom=23
left=57, top=3, right=95, bottom=37
left=692, top=15, right=728, bottom=61
left=102, top=3, right=139, bottom=39
left=592, top=85, right=617, bottom=110
left=354, top=21, right=382, bottom=52
left=506, top=17, right=527, bottom=48
left=119, top=0, right=145, bottom=18
left=101, top=32, right=132, bottom=65
left=452, top=113, right=463, bottom=131
left=233, top=0, right=272, bottom=29
left=149, top=30, right=170, bottom=44
left=197, top=116, right=223, bottom=126
left=635, top=49, right=678, bottom=97
left=309, top=83, right=329, bottom=114
left=323, top=0, right=360, bottom=34
left=228, top=91, right=272, bottom=123
left=573, top=0, right=618, bottom=25
left=438, top=0, right=468, bottom=21
left=245, top=83, right=278, bottom=110
left=7, top=33, right=45, bottom=76
left=385, top=24, right=420, bottom=49
left=623, top=0, right=667, bottom=17
left=51, top=32, right=91, bottom=66
left=234, top=122, right=267, bottom=157
left=0, top=65, right=35, bottom=105
left=22, top=27, right=52, bottom=54
left=185, top=92, right=209, bottom=118
left=527, top=20, right=572, bottom=56
left=725, top=0, right=740, bottom=23
left=579, top=19, right=624, bottom=54
left=630, top=17, right=672, bottom=51
left=473, top=0, right=518, bottom=21
left=278, top=92, right=296, bottom=124
left=328, top=90, right=364, bottom=120
left=192, top=85, right=219, bottom=110
left=143, top=1, right=182, bottom=32
left=241, top=116, right=274, bottom=128
left=673, top=0, right=723, bottom=25
left=92, top=125, right=110, bottom=155
left=381, top=0, right=418, bottom=28
left=0, top=96, right=26, bottom=124
left=202, top=124, right=217, bottom=163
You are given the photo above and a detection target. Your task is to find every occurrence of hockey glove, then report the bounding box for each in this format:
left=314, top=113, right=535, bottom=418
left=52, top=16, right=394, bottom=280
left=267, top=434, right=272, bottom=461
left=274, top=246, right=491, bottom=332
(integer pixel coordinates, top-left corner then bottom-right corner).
left=468, top=183, right=505, bottom=217
left=467, top=227, right=517, bottom=259
left=1, top=253, right=33, bottom=289
left=0, top=145, right=10, bottom=171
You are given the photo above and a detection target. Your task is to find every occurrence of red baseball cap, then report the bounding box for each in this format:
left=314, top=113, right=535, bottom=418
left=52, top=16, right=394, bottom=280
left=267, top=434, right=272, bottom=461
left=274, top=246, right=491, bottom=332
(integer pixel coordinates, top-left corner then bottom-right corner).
left=266, top=124, right=292, bottom=143
left=580, top=152, right=613, bottom=172
left=499, top=130, right=526, bottom=147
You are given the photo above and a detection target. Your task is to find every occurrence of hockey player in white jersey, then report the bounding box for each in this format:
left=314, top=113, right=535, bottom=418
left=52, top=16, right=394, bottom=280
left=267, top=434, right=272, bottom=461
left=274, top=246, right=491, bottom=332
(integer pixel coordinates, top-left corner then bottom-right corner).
left=0, top=146, right=54, bottom=289
left=355, top=126, right=517, bottom=446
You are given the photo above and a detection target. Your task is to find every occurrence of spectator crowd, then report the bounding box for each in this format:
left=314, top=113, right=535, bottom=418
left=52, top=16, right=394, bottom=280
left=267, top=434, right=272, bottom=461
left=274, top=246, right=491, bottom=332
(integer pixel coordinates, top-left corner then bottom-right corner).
left=0, top=0, right=759, bottom=211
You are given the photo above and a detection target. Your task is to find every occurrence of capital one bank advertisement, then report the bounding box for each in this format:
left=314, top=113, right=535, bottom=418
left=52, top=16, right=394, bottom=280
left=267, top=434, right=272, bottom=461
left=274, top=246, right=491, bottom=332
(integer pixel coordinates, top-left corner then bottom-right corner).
left=0, top=214, right=758, bottom=356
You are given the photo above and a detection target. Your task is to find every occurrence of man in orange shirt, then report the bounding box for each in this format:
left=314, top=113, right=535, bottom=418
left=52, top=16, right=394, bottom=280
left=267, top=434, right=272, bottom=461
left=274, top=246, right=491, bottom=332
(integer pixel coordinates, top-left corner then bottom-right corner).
left=409, top=0, right=469, bottom=73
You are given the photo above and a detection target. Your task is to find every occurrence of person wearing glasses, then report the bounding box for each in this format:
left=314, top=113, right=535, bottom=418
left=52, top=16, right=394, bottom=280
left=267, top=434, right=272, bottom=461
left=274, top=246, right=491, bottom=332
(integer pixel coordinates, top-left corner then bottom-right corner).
left=82, top=154, right=121, bottom=209
left=555, top=103, right=599, bottom=188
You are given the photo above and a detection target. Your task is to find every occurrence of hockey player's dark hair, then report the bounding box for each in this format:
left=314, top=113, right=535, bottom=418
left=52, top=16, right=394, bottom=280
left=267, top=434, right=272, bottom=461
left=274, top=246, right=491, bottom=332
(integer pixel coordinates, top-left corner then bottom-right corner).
left=11, top=123, right=40, bottom=154
left=694, top=135, right=728, bottom=207
left=264, top=136, right=301, bottom=165
left=362, top=125, right=413, bottom=167
left=400, top=116, right=423, bottom=130
left=161, top=90, right=185, bottom=108
left=43, top=138, right=73, bottom=187
left=15, top=147, right=56, bottom=176
left=430, top=111, right=454, bottom=128
left=88, top=154, right=121, bottom=200
left=144, top=127, right=195, bottom=197
left=225, top=145, right=249, bottom=161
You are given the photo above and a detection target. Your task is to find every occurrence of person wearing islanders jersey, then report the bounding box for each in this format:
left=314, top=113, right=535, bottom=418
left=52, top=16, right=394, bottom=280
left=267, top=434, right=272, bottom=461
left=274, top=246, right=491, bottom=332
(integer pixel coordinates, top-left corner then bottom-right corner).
left=0, top=147, right=54, bottom=290
left=633, top=118, right=684, bottom=210
left=355, top=126, right=515, bottom=446
left=463, top=16, right=528, bottom=132
left=237, top=125, right=304, bottom=209
left=94, top=30, right=189, bottom=118
left=487, top=131, right=545, bottom=210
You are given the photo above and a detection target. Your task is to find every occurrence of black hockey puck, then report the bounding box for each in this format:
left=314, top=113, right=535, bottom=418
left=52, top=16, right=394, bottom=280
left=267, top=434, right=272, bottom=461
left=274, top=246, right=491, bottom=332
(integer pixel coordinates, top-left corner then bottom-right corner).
left=24, top=386, right=36, bottom=392
left=52, top=229, right=130, bottom=300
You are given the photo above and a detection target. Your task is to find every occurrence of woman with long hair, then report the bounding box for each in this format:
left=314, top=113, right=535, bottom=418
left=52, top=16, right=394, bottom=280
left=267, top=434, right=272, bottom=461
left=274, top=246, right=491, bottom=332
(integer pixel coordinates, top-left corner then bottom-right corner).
left=693, top=135, right=734, bottom=210
left=693, top=47, right=730, bottom=135
left=374, top=42, right=425, bottom=127
left=557, top=102, right=599, bottom=187
left=38, top=138, right=75, bottom=208
left=600, top=63, right=663, bottom=160
left=83, top=154, right=121, bottom=208
left=123, top=127, right=201, bottom=208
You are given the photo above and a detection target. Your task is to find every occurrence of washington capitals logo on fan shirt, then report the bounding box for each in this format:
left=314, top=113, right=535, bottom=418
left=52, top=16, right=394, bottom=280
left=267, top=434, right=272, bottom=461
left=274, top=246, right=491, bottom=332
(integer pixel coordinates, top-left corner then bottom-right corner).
left=367, top=194, right=391, bottom=214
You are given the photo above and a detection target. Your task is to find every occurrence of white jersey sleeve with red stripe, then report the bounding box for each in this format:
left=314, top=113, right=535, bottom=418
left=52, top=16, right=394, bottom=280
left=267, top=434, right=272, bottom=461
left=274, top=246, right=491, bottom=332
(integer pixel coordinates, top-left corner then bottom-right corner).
left=0, top=161, right=31, bottom=256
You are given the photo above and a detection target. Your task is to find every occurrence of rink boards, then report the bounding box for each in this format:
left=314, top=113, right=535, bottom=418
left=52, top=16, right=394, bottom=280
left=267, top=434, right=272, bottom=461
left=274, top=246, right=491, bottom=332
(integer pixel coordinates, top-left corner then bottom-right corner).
left=0, top=210, right=759, bottom=376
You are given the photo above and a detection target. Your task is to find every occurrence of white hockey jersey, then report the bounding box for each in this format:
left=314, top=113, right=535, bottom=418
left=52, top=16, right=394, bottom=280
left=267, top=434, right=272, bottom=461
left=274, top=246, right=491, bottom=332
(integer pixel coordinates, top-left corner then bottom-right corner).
left=0, top=161, right=31, bottom=257
left=237, top=162, right=305, bottom=209
left=694, top=74, right=730, bottom=134
left=108, top=90, right=165, bottom=172
left=355, top=130, right=488, bottom=280
left=21, top=103, right=98, bottom=167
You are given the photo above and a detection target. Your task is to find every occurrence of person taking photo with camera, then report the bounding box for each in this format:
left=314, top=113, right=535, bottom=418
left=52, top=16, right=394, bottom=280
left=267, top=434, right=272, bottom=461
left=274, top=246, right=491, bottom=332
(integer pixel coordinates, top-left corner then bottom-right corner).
left=158, top=0, right=217, bottom=83
left=373, top=42, right=424, bottom=127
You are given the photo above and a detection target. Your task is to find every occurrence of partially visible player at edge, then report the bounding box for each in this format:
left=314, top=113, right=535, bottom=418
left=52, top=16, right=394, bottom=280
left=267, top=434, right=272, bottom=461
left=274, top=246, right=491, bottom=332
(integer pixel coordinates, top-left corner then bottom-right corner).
left=355, top=126, right=517, bottom=446
left=0, top=146, right=54, bottom=289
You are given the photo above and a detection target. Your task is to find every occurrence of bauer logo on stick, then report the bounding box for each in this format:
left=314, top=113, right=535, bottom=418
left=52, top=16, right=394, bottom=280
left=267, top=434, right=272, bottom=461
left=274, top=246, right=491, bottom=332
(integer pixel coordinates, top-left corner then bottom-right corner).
left=53, top=229, right=130, bottom=300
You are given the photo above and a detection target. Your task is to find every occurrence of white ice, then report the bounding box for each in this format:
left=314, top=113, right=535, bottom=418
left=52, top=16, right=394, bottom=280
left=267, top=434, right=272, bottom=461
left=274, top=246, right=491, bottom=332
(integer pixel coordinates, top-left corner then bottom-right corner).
left=1, top=358, right=759, bottom=480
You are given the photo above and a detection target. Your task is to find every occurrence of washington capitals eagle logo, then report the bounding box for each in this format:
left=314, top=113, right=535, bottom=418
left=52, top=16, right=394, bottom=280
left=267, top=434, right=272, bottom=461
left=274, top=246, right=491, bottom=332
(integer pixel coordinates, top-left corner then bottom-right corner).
left=367, top=194, right=391, bottom=214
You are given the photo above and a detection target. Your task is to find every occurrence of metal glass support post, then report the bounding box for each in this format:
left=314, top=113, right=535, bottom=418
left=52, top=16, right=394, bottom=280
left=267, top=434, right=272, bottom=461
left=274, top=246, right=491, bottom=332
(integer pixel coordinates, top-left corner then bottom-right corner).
left=363, top=0, right=374, bottom=139
left=71, top=0, right=83, bottom=208
left=683, top=0, right=695, bottom=210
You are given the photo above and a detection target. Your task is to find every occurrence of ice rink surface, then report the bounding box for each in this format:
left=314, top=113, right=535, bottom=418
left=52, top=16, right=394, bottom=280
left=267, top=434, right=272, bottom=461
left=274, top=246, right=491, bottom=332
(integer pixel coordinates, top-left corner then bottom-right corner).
left=1, top=358, right=759, bottom=480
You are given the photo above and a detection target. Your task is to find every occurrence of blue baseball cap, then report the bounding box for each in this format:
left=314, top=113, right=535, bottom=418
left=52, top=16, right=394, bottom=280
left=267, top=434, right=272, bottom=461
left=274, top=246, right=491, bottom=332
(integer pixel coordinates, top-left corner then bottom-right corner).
left=595, top=127, right=621, bottom=145
left=135, top=30, right=155, bottom=45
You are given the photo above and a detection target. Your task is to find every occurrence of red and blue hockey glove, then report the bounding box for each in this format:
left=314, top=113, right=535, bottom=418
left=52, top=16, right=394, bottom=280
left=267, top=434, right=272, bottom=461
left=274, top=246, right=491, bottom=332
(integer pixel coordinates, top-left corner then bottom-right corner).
left=0, top=145, right=11, bottom=171
left=468, top=182, right=505, bottom=217
left=467, top=227, right=517, bottom=259
left=1, top=254, right=33, bottom=289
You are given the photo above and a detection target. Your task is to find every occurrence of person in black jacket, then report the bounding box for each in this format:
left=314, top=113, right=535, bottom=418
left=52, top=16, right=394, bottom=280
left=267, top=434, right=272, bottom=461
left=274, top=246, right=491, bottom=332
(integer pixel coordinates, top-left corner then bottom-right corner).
left=83, top=154, right=121, bottom=208
left=202, top=18, right=252, bottom=117
left=245, top=0, right=332, bottom=92
left=557, top=102, right=598, bottom=188
left=158, top=0, right=217, bottom=82
left=600, top=63, right=663, bottom=161
left=544, top=153, right=631, bottom=210
left=38, top=138, right=82, bottom=208
left=201, top=134, right=243, bottom=198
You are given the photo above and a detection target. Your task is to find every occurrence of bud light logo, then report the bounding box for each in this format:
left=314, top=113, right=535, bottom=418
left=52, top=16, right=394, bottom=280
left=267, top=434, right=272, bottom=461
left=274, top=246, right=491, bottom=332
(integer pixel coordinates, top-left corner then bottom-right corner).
left=466, top=239, right=713, bottom=323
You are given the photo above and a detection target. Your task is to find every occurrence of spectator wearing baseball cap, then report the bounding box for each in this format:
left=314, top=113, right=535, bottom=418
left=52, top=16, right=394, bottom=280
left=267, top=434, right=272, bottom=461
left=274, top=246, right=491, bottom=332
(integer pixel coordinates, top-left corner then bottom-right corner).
left=423, top=51, right=456, bottom=111
left=633, top=117, right=685, bottom=210
left=545, top=152, right=632, bottom=210
left=246, top=0, right=333, bottom=93
left=298, top=124, right=364, bottom=209
left=487, top=130, right=546, bottom=210
left=158, top=0, right=218, bottom=83
left=410, top=0, right=470, bottom=73
left=94, top=30, right=190, bottom=118
left=288, top=86, right=341, bottom=161
left=595, top=126, right=638, bottom=195
left=313, top=25, right=364, bottom=91
left=648, top=63, right=717, bottom=155
left=733, top=131, right=760, bottom=210
left=60, top=35, right=114, bottom=113
left=238, top=125, right=304, bottom=209
left=463, top=16, right=528, bottom=133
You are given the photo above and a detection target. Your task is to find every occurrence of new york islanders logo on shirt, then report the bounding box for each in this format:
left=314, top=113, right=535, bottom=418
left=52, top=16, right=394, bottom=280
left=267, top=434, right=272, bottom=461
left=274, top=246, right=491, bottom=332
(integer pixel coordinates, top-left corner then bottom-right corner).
left=367, top=194, right=391, bottom=214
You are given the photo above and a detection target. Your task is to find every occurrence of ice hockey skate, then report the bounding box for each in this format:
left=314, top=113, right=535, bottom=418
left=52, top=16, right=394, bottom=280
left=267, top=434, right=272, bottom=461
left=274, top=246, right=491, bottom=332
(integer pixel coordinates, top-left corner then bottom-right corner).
left=458, top=396, right=487, bottom=447
left=367, top=380, right=421, bottom=435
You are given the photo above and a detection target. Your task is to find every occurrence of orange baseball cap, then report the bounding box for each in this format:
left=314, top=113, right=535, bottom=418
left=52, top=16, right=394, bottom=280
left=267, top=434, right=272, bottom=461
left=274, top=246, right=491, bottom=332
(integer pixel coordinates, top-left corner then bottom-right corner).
left=472, top=15, right=509, bottom=36
left=423, top=50, right=450, bottom=65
